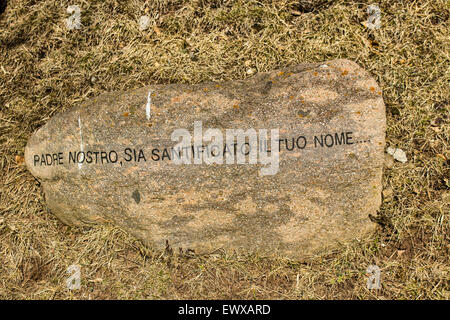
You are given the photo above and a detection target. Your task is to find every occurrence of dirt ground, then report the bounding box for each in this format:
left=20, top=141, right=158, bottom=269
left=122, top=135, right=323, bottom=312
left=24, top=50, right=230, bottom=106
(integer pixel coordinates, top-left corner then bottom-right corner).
left=0, top=0, right=448, bottom=299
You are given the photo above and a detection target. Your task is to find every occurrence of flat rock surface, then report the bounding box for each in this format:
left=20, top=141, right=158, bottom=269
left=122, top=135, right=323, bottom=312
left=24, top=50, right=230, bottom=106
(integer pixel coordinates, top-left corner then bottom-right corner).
left=25, top=59, right=386, bottom=259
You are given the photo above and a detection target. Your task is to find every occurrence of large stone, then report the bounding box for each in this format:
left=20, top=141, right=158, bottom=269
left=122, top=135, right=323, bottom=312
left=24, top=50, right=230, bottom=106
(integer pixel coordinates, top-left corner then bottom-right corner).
left=25, top=59, right=386, bottom=259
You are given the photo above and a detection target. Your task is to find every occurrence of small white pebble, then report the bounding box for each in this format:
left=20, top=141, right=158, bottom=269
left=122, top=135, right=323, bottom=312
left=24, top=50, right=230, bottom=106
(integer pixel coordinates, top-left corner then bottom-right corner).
left=139, top=15, right=150, bottom=31
left=386, top=147, right=407, bottom=163
left=319, top=64, right=329, bottom=68
left=247, top=68, right=255, bottom=75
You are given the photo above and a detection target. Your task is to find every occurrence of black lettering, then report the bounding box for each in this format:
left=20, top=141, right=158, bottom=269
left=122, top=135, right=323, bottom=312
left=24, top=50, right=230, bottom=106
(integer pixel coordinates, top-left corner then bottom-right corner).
left=46, top=154, right=53, bottom=165
left=324, top=134, right=334, bottom=147
left=285, top=138, right=295, bottom=151
left=210, top=145, right=220, bottom=157
left=86, top=151, right=93, bottom=163
left=137, top=149, right=146, bottom=162
left=151, top=148, right=160, bottom=161
left=69, top=151, right=77, bottom=164
left=335, top=132, right=345, bottom=145
left=314, top=135, right=324, bottom=148
left=241, top=142, right=250, bottom=155
left=109, top=150, right=118, bottom=163
left=346, top=131, right=353, bottom=144
left=92, top=151, right=100, bottom=163
left=124, top=148, right=133, bottom=162
left=278, top=139, right=283, bottom=152
left=101, top=151, right=109, bottom=163
left=77, top=151, right=85, bottom=163
left=161, top=148, right=171, bottom=161
left=296, top=136, right=307, bottom=149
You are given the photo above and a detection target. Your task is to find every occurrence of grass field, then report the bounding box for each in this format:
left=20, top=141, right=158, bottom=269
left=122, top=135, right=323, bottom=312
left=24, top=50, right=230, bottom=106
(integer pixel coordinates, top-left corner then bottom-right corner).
left=0, top=0, right=448, bottom=299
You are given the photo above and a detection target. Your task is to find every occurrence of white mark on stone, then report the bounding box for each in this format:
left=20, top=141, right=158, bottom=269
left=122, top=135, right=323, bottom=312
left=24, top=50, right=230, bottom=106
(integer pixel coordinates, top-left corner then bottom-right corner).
left=78, top=115, right=84, bottom=170
left=146, top=90, right=151, bottom=120
left=319, top=64, right=329, bottom=68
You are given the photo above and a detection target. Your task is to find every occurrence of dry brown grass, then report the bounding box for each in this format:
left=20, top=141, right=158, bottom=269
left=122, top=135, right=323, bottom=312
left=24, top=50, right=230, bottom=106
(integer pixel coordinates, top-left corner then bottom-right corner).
left=0, top=0, right=449, bottom=299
